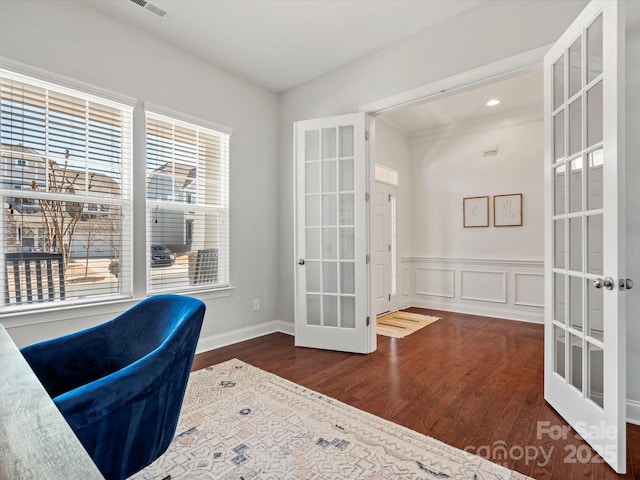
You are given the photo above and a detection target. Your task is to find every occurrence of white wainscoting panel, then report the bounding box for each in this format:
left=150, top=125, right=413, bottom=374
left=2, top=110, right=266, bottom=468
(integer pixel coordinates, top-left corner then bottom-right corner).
left=514, top=272, right=545, bottom=308
left=403, top=257, right=544, bottom=323
left=415, top=268, right=455, bottom=298
left=460, top=270, right=506, bottom=303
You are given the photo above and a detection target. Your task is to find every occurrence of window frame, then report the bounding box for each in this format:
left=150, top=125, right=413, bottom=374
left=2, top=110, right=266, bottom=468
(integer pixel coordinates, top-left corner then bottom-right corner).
left=143, top=103, right=232, bottom=295
left=0, top=60, right=135, bottom=315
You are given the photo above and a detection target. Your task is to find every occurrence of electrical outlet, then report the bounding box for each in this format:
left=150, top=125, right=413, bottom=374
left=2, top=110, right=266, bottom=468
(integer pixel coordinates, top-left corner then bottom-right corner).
left=253, top=299, right=260, bottom=311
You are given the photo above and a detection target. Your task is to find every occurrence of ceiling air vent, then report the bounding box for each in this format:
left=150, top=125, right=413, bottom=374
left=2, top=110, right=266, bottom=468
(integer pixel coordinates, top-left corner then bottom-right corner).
left=129, top=0, right=167, bottom=18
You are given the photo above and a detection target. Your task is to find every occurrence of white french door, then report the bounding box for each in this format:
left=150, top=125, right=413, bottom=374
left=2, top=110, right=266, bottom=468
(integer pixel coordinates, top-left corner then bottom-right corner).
left=544, top=0, right=627, bottom=473
left=294, top=113, right=372, bottom=353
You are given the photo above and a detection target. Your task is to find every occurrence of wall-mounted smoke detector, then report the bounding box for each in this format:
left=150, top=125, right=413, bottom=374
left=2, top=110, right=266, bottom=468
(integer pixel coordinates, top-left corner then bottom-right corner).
left=129, top=0, right=167, bottom=18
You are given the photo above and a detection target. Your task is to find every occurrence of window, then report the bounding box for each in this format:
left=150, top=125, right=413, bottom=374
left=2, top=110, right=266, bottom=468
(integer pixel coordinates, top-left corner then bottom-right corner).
left=0, top=69, right=133, bottom=311
left=145, top=109, right=230, bottom=292
left=375, top=163, right=398, bottom=186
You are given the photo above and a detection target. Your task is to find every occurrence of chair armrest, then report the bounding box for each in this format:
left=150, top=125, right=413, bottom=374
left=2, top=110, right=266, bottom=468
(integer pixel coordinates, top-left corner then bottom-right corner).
left=20, top=324, right=117, bottom=398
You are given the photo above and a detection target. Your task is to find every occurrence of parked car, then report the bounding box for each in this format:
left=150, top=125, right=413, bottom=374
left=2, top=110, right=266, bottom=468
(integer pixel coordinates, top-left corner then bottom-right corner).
left=151, top=243, right=175, bottom=267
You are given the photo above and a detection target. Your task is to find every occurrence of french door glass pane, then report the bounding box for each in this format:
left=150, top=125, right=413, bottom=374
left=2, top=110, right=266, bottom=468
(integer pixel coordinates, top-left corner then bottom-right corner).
left=322, top=161, right=336, bottom=192
left=588, top=285, right=604, bottom=341
left=322, top=194, right=337, bottom=225
left=339, top=193, right=354, bottom=225
left=321, top=128, right=336, bottom=159
left=340, top=262, right=355, bottom=294
left=322, top=262, right=337, bottom=293
left=339, top=125, right=354, bottom=157
left=570, top=217, right=582, bottom=271
left=587, top=14, right=603, bottom=84
left=340, top=296, right=356, bottom=328
left=569, top=157, right=583, bottom=213
left=554, top=325, right=566, bottom=378
left=587, top=214, right=603, bottom=275
left=306, top=195, right=321, bottom=227
left=322, top=228, right=337, bottom=259
left=306, top=228, right=321, bottom=259
left=340, top=228, right=355, bottom=260
left=306, top=261, right=321, bottom=293
left=554, top=110, right=565, bottom=160
left=339, top=159, right=354, bottom=190
left=569, top=98, right=582, bottom=156
left=570, top=276, right=583, bottom=331
left=305, top=130, right=319, bottom=161
left=553, top=55, right=565, bottom=110
left=554, top=220, right=566, bottom=269
left=569, top=36, right=582, bottom=98
left=306, top=162, right=320, bottom=193
left=570, top=333, right=583, bottom=391
left=554, top=272, right=566, bottom=323
left=588, top=149, right=604, bottom=209
left=307, top=294, right=321, bottom=325
left=554, top=165, right=566, bottom=215
left=588, top=342, right=604, bottom=408
left=323, top=295, right=338, bottom=327
left=587, top=81, right=603, bottom=147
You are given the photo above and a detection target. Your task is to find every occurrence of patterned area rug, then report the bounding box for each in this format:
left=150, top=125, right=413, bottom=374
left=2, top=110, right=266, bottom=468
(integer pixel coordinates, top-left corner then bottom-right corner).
left=132, top=359, right=531, bottom=480
left=377, top=311, right=441, bottom=338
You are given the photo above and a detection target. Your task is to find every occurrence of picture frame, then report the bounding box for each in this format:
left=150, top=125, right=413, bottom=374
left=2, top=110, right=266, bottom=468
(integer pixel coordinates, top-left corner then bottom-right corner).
left=494, top=193, right=523, bottom=227
left=463, top=196, right=489, bottom=228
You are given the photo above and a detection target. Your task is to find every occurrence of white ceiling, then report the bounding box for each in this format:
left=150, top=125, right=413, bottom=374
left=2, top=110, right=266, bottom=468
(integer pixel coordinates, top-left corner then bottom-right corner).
left=82, top=0, right=484, bottom=93
left=379, top=68, right=544, bottom=135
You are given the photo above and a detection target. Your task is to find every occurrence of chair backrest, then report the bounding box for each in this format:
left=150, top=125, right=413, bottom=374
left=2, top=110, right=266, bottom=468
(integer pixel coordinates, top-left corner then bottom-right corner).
left=4, top=252, right=65, bottom=305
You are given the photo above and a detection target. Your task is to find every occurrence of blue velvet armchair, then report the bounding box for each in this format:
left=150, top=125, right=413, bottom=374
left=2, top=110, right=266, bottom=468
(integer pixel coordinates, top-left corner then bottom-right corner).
left=20, top=294, right=206, bottom=480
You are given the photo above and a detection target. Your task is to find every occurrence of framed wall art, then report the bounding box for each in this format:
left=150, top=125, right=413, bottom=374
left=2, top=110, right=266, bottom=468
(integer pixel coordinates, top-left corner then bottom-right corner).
left=463, top=196, right=489, bottom=228
left=494, top=193, right=523, bottom=227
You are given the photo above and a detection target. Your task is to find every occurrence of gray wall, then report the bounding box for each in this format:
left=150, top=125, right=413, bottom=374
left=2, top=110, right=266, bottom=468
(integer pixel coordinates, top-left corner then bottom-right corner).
left=0, top=1, right=280, bottom=346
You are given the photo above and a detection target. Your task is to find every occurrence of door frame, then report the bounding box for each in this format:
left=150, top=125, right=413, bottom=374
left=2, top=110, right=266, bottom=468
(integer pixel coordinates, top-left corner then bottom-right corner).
left=361, top=44, right=551, bottom=346
left=374, top=178, right=399, bottom=317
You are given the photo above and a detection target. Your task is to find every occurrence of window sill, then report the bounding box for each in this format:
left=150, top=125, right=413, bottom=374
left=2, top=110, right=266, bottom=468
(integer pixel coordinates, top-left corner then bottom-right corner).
left=0, top=286, right=234, bottom=329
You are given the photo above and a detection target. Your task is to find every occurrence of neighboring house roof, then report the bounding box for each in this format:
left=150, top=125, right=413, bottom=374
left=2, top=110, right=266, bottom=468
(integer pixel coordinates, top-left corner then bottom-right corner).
left=152, top=161, right=197, bottom=190
left=1, top=143, right=121, bottom=197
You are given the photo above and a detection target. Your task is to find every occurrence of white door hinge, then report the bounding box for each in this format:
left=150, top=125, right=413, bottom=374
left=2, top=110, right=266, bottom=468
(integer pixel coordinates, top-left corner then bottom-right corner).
left=365, top=130, right=370, bottom=141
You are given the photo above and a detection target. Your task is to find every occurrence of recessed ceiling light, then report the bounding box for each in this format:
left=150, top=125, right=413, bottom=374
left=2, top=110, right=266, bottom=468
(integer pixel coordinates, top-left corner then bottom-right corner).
left=486, top=99, right=500, bottom=106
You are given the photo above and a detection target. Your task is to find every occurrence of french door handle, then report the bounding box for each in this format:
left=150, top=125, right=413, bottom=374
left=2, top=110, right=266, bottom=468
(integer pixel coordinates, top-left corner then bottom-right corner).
left=593, top=277, right=615, bottom=290
left=298, top=259, right=305, bottom=265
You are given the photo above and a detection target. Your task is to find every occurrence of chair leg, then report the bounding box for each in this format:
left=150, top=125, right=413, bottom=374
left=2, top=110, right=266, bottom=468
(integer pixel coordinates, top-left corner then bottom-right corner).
left=161, top=476, right=171, bottom=480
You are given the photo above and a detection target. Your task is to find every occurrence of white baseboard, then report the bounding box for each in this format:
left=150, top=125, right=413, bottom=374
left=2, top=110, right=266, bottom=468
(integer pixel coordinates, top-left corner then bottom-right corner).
left=410, top=298, right=544, bottom=324
left=196, top=319, right=293, bottom=354
left=627, top=399, right=640, bottom=426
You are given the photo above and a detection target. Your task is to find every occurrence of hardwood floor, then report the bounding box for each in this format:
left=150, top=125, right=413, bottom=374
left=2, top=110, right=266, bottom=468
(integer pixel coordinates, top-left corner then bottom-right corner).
left=192, top=308, right=640, bottom=479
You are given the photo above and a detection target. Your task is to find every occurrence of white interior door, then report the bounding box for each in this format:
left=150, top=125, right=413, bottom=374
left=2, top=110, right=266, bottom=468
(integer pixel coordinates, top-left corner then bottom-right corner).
left=544, top=1, right=626, bottom=473
left=375, top=181, right=398, bottom=316
left=294, top=113, right=372, bottom=353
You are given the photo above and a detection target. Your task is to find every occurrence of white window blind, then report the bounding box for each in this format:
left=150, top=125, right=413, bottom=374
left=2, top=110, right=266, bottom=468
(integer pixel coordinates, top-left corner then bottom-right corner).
left=145, top=110, right=230, bottom=293
left=0, top=69, right=133, bottom=311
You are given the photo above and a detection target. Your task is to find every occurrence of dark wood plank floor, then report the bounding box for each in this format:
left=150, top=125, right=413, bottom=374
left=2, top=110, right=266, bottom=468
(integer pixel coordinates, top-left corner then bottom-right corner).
left=193, top=308, right=640, bottom=479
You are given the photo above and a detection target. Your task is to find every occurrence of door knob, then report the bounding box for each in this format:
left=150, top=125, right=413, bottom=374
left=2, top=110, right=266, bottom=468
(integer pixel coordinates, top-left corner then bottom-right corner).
left=593, top=277, right=615, bottom=290
left=298, top=259, right=305, bottom=265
